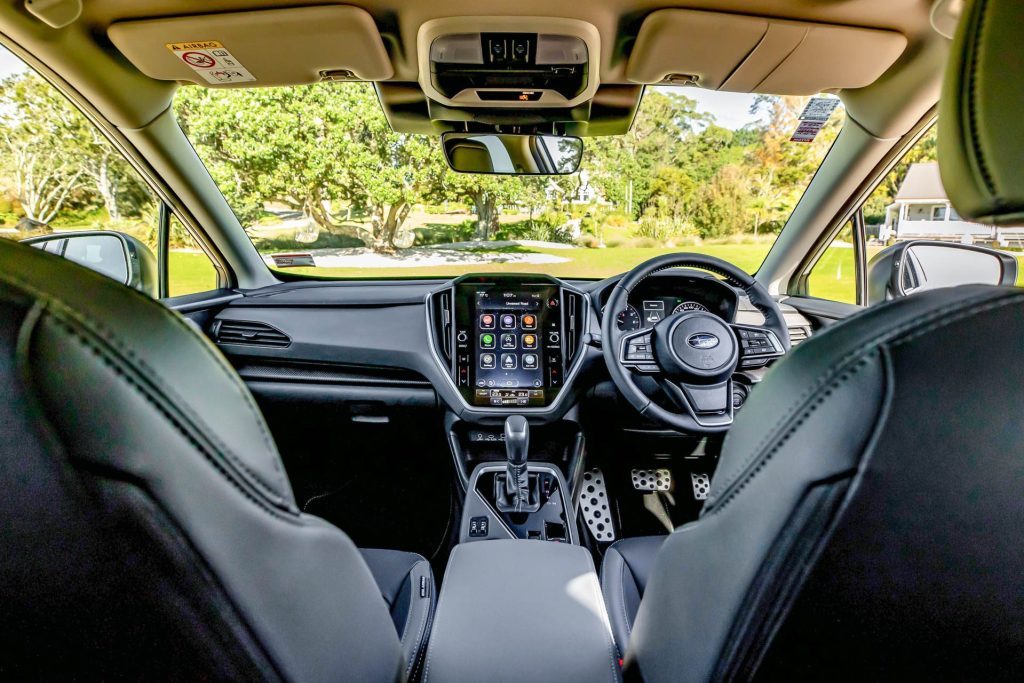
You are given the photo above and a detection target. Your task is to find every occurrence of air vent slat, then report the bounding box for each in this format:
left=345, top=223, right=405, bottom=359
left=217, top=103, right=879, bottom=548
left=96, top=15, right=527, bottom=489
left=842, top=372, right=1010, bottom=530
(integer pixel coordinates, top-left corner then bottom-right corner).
left=788, top=326, right=810, bottom=346
left=215, top=320, right=291, bottom=348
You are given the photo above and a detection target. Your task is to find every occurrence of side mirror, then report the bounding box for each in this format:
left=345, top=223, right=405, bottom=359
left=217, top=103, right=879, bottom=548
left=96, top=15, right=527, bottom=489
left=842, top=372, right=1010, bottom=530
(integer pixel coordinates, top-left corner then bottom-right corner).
left=442, top=133, right=583, bottom=175
left=21, top=231, right=158, bottom=297
left=867, top=240, right=1018, bottom=305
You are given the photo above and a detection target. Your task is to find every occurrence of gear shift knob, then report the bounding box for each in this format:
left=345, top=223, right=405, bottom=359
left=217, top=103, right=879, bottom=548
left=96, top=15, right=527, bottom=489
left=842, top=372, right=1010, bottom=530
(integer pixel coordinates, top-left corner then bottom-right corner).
left=504, top=415, right=529, bottom=466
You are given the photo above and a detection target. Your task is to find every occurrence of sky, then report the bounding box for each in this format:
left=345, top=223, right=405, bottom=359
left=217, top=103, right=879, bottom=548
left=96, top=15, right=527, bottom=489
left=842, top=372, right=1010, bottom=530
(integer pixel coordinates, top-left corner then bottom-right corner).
left=657, top=85, right=765, bottom=130
left=0, top=45, right=24, bottom=78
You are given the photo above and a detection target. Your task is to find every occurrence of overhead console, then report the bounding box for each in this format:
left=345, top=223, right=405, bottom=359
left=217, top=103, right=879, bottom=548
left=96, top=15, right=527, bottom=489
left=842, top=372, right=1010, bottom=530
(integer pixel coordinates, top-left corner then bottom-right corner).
left=417, top=17, right=601, bottom=109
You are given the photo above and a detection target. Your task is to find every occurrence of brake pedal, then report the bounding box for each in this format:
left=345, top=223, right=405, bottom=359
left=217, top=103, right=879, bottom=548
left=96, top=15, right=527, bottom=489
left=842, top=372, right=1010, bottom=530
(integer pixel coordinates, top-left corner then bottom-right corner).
left=631, top=468, right=671, bottom=492
left=690, top=473, right=711, bottom=500
left=578, top=468, right=615, bottom=542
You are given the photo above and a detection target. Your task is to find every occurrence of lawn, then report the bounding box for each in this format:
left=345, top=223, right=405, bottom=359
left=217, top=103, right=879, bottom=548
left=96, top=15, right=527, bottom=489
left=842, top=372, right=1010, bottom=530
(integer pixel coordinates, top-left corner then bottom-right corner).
left=169, top=250, right=218, bottom=296
left=280, top=243, right=775, bottom=281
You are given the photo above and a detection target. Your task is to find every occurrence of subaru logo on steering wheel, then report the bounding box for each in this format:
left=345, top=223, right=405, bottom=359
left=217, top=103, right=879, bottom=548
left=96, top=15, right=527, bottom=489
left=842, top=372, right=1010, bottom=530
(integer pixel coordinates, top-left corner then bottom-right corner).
left=686, top=333, right=720, bottom=350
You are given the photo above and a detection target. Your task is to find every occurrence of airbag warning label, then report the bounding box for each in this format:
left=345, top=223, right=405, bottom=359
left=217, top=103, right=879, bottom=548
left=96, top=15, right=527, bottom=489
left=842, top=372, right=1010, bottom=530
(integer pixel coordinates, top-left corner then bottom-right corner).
left=166, top=41, right=256, bottom=85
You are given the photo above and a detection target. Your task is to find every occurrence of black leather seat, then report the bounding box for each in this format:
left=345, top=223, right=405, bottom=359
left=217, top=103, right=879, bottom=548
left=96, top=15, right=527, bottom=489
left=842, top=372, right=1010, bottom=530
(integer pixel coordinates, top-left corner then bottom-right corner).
left=0, top=236, right=434, bottom=681
left=603, top=3, right=1024, bottom=678
left=600, top=535, right=665, bottom=653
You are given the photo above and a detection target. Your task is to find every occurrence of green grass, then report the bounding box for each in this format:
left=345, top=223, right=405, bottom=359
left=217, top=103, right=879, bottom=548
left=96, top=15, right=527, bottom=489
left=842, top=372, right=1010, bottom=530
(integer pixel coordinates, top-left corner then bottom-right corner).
left=169, top=251, right=218, bottom=296
left=277, top=243, right=775, bottom=281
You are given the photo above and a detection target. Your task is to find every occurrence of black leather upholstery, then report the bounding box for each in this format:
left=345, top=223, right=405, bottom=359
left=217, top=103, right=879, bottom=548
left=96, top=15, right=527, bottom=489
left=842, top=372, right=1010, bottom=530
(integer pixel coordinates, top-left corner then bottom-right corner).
left=938, top=0, right=1024, bottom=224
left=613, top=285, right=1024, bottom=681
left=361, top=549, right=436, bottom=681
left=600, top=535, right=665, bottom=654
left=0, top=237, right=431, bottom=681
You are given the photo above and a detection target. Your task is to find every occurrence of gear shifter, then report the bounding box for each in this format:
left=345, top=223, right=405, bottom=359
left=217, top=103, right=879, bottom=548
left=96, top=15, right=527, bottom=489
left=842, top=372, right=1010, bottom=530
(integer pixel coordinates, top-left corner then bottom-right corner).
left=493, top=416, right=539, bottom=513
left=504, top=415, right=530, bottom=509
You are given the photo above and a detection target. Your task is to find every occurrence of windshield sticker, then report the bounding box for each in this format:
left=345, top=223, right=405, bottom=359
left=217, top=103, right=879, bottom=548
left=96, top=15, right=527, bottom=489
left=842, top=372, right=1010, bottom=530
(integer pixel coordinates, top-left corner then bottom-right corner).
left=790, top=119, right=825, bottom=143
left=798, top=96, right=841, bottom=123
left=165, top=41, right=256, bottom=85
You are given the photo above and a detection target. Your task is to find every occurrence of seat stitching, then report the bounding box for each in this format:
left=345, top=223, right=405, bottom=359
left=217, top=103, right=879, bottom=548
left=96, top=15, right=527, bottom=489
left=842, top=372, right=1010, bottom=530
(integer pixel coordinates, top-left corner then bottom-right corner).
left=966, top=0, right=997, bottom=197
left=619, top=557, right=633, bottom=639
left=584, top=553, right=624, bottom=682
left=710, top=292, right=1024, bottom=513
left=708, top=290, right=1023, bottom=505
left=403, top=561, right=432, bottom=679
left=41, top=310, right=300, bottom=523
left=0, top=269, right=290, bottom=504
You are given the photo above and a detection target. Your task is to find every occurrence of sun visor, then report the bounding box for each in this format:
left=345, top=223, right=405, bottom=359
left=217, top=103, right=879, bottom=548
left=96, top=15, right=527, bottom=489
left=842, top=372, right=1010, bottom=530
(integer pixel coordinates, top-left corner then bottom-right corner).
left=108, top=5, right=393, bottom=88
left=626, top=9, right=906, bottom=94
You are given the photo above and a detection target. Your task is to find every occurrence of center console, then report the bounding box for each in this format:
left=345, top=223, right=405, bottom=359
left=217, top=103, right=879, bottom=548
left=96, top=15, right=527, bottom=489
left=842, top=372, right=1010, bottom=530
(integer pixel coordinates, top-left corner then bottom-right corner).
left=423, top=539, right=621, bottom=683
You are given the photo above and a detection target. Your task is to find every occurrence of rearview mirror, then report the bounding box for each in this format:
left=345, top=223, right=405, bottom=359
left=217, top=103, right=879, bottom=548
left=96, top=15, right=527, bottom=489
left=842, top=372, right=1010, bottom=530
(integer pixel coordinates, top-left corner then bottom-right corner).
left=867, top=240, right=1018, bottom=305
left=21, top=231, right=158, bottom=297
left=442, top=133, right=583, bottom=175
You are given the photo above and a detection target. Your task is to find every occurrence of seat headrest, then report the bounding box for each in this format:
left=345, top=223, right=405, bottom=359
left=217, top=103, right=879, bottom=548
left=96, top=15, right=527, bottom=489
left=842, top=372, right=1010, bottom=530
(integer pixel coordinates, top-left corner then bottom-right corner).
left=938, top=0, right=1024, bottom=225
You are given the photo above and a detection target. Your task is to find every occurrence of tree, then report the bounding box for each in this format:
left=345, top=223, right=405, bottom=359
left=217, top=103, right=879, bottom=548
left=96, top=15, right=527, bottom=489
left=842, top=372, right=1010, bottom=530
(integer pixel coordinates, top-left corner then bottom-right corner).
left=176, top=83, right=450, bottom=253
left=0, top=73, right=84, bottom=230
left=586, top=89, right=708, bottom=218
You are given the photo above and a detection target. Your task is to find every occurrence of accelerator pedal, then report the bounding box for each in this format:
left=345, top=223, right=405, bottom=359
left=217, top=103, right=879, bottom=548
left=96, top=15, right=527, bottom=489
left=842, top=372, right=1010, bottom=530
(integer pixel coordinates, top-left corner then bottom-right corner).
left=579, top=468, right=615, bottom=542
left=690, top=473, right=711, bottom=500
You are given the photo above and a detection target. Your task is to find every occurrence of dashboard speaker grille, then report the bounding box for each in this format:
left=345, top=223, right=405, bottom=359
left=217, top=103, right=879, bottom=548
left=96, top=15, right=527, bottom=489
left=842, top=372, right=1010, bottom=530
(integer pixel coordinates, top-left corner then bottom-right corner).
left=213, top=320, right=291, bottom=348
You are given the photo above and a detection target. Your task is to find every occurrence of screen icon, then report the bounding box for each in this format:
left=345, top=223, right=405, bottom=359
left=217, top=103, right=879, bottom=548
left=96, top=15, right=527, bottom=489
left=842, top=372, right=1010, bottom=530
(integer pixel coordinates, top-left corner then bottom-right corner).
left=522, top=353, right=538, bottom=369
left=480, top=314, right=495, bottom=329
left=501, top=354, right=518, bottom=370
left=480, top=333, right=495, bottom=349
left=501, top=334, right=517, bottom=350
left=522, top=333, right=537, bottom=349
left=480, top=353, right=496, bottom=369
left=522, top=314, right=537, bottom=329
left=500, top=314, right=517, bottom=329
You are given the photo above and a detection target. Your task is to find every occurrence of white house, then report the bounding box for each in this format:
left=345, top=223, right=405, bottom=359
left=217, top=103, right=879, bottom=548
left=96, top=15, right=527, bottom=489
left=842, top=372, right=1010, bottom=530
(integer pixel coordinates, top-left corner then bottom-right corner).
left=881, top=162, right=1024, bottom=246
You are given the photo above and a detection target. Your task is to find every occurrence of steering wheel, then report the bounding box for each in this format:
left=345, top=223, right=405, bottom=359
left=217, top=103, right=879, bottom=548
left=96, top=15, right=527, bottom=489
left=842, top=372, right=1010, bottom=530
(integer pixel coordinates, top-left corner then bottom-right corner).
left=601, top=254, right=791, bottom=433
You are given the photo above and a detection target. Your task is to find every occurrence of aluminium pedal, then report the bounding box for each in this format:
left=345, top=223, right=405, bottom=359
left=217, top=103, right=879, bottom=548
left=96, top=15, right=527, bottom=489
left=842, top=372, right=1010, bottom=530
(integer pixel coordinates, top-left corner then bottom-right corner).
left=579, top=468, right=616, bottom=542
left=631, top=468, right=672, bottom=492
left=690, top=473, right=711, bottom=500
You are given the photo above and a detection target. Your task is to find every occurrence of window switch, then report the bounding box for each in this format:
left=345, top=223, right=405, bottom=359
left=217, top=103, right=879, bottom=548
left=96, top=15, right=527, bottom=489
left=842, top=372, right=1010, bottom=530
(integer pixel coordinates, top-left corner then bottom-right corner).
left=469, top=516, right=489, bottom=537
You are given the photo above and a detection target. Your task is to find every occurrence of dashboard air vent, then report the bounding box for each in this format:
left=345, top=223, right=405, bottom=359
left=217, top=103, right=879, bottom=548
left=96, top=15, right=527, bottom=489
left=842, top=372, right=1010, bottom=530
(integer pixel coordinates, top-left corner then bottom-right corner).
left=564, top=290, right=586, bottom=363
left=213, top=320, right=291, bottom=348
left=788, top=326, right=810, bottom=346
left=430, top=289, right=454, bottom=366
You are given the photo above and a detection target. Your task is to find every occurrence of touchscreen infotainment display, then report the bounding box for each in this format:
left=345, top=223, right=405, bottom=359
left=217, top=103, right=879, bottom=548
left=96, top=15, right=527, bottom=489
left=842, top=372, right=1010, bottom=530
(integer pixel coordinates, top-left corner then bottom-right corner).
left=474, top=288, right=547, bottom=397
left=451, top=279, right=564, bottom=408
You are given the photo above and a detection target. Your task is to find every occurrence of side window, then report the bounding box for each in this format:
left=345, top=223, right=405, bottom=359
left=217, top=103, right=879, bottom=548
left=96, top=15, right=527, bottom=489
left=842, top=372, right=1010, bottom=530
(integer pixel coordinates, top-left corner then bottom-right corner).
left=0, top=46, right=218, bottom=297
left=168, top=214, right=219, bottom=297
left=807, top=126, right=938, bottom=304
left=807, top=220, right=857, bottom=304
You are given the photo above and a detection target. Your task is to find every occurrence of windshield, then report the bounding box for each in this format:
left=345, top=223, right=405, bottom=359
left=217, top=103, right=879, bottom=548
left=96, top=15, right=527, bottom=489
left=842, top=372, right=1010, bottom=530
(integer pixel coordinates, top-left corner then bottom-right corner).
left=175, top=85, right=843, bottom=279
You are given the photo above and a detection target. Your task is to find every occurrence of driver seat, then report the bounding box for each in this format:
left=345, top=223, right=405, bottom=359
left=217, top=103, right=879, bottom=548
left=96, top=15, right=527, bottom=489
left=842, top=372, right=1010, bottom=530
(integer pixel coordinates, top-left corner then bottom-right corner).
left=602, top=2, right=1024, bottom=679
left=0, top=235, right=435, bottom=681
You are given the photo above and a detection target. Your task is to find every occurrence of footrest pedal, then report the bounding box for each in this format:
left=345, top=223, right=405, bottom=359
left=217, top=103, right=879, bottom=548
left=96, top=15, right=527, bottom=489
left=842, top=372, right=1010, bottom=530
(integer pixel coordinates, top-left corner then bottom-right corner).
left=578, top=468, right=615, bottom=542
